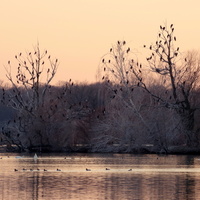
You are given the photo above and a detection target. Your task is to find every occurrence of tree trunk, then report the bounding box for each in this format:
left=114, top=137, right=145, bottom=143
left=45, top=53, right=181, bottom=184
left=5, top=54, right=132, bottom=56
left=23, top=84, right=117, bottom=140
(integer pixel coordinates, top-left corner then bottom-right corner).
left=178, top=108, right=198, bottom=147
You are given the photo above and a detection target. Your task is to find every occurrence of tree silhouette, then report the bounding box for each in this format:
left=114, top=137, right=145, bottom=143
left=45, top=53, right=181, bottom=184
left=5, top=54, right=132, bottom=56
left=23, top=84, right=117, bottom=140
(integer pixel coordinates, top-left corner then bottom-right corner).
left=1, top=44, right=59, bottom=151
left=4, top=44, right=58, bottom=112
left=118, top=24, right=200, bottom=147
left=143, top=24, right=200, bottom=146
left=100, top=24, right=200, bottom=148
left=100, top=41, right=152, bottom=126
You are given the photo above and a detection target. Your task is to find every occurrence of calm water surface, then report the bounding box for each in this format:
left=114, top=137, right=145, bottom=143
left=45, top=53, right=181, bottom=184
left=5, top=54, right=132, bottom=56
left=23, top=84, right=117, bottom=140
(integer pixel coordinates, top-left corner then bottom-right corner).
left=0, top=153, right=200, bottom=200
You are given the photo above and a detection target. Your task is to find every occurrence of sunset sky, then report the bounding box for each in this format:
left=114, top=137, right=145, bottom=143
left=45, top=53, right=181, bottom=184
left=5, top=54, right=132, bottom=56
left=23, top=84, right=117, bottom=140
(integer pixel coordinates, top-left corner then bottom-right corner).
left=0, top=0, right=200, bottom=85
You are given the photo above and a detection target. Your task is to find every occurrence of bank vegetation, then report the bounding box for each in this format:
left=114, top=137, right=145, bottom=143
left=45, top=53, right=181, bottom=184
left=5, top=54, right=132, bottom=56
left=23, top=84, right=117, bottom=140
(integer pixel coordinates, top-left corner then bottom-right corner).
left=1, top=24, right=200, bottom=154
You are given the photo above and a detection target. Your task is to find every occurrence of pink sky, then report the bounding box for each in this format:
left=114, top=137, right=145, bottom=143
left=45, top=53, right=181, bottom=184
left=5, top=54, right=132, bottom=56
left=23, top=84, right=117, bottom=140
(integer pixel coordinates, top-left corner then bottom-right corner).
left=0, top=0, right=200, bottom=85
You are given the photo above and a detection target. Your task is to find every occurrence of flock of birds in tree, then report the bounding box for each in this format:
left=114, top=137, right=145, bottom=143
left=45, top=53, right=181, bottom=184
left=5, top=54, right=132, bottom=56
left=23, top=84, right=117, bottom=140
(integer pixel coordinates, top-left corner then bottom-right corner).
left=100, top=24, right=187, bottom=94
left=100, top=39, right=144, bottom=95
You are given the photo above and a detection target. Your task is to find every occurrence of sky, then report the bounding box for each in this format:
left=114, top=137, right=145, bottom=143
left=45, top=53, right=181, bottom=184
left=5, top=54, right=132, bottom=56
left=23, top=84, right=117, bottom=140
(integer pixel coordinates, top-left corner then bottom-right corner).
left=0, top=0, right=200, bottom=85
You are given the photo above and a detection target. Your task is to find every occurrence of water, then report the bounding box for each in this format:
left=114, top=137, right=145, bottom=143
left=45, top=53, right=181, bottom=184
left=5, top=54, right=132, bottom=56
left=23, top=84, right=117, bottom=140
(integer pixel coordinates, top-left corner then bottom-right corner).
left=0, top=153, right=200, bottom=200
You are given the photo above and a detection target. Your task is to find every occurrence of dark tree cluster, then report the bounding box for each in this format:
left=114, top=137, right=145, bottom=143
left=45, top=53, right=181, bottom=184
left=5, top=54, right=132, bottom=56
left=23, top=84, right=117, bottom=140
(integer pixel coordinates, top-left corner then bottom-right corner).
left=98, top=24, right=200, bottom=152
left=1, top=24, right=200, bottom=153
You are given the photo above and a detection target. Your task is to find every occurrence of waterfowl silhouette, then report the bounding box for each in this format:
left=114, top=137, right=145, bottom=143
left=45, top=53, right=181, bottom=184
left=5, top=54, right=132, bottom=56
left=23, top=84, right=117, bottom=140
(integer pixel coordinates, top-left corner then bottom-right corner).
left=57, top=169, right=61, bottom=171
left=14, top=169, right=18, bottom=171
left=105, top=168, right=110, bottom=170
left=34, top=153, right=38, bottom=160
left=128, top=169, right=132, bottom=171
left=44, top=169, right=47, bottom=171
left=15, top=156, right=24, bottom=159
left=86, top=168, right=91, bottom=171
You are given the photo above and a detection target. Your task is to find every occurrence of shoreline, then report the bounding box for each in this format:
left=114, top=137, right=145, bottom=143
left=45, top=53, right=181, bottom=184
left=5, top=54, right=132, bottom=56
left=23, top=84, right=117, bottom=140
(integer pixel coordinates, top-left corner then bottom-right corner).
left=1, top=145, right=200, bottom=155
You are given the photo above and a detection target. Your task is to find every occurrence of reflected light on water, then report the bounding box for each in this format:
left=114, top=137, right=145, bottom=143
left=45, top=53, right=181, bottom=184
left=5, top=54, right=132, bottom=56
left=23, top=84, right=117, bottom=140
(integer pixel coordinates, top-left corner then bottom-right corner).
left=0, top=153, right=200, bottom=200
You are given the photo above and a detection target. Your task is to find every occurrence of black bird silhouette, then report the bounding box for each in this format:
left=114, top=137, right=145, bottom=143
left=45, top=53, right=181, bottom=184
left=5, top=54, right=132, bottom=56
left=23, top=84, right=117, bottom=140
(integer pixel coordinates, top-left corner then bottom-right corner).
left=86, top=168, right=91, bottom=171
left=126, top=48, right=130, bottom=53
left=155, top=68, right=161, bottom=73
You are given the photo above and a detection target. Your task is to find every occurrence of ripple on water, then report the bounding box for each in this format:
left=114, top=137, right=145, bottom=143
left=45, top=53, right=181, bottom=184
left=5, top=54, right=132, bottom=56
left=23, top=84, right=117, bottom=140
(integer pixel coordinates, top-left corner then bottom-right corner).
left=0, top=153, right=200, bottom=200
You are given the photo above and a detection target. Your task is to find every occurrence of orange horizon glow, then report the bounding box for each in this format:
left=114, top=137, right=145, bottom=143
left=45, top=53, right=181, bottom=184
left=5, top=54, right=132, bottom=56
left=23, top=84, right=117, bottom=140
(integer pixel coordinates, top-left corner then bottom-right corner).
left=0, top=0, right=200, bottom=85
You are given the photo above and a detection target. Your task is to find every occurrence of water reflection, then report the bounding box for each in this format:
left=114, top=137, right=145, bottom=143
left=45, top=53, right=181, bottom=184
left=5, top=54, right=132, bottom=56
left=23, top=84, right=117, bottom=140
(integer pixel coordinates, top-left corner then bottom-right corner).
left=0, top=154, right=200, bottom=200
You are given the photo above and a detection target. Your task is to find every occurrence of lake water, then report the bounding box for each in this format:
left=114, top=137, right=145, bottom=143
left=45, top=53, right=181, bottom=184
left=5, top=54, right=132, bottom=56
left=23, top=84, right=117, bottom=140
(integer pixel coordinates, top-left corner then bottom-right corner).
left=0, top=153, right=200, bottom=200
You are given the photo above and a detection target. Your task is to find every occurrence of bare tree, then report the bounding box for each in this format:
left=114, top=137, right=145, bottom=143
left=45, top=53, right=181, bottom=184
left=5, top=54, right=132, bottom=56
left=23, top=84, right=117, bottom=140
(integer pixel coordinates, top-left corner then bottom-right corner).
left=98, top=41, right=157, bottom=152
left=141, top=24, right=200, bottom=146
left=99, top=24, right=200, bottom=151
left=100, top=42, right=153, bottom=127
left=4, top=44, right=58, bottom=112
left=1, top=44, right=59, bottom=151
left=99, top=41, right=139, bottom=84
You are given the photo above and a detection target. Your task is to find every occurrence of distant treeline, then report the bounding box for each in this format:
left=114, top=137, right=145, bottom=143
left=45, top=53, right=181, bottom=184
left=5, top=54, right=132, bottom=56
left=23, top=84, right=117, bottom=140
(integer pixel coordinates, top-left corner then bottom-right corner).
left=0, top=81, right=200, bottom=153
left=1, top=23, right=200, bottom=153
